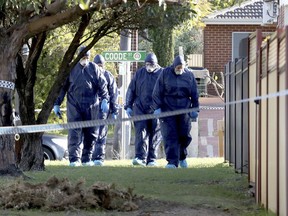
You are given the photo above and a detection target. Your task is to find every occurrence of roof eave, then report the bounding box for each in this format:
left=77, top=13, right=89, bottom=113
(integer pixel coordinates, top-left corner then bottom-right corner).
left=203, top=18, right=263, bottom=25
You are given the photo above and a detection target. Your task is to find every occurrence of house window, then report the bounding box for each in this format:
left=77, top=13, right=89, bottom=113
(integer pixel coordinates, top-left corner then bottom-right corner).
left=232, top=32, right=251, bottom=61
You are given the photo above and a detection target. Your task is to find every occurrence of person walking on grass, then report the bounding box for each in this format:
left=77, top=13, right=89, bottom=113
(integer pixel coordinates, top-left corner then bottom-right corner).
left=91, top=54, right=119, bottom=166
left=124, top=53, right=163, bottom=167
left=152, top=55, right=199, bottom=169
left=53, top=46, right=109, bottom=167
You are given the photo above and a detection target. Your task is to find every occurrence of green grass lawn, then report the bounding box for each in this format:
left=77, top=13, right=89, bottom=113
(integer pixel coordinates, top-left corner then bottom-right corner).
left=0, top=158, right=275, bottom=216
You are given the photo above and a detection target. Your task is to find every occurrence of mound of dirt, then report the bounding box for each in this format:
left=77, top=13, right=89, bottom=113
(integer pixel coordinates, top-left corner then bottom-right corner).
left=0, top=176, right=233, bottom=215
left=0, top=176, right=138, bottom=212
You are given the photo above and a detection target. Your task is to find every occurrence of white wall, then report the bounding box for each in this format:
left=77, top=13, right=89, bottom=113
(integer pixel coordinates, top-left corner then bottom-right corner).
left=280, top=0, right=288, bottom=6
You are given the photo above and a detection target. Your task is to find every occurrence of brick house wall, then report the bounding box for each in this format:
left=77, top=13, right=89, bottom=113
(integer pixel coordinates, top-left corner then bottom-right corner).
left=203, top=24, right=276, bottom=96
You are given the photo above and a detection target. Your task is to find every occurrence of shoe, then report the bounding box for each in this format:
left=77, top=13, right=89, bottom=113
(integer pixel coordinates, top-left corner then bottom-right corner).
left=147, top=161, right=157, bottom=167
left=179, top=159, right=188, bottom=168
left=132, top=158, right=146, bottom=166
left=165, top=164, right=177, bottom=169
left=69, top=161, right=81, bottom=167
left=82, top=161, right=94, bottom=166
left=93, top=160, right=104, bottom=166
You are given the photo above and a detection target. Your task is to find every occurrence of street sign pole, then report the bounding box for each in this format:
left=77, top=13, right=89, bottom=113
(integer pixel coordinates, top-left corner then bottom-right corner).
left=121, top=61, right=131, bottom=159
left=118, top=62, right=130, bottom=160
left=119, top=32, right=131, bottom=160
left=102, top=49, right=146, bottom=160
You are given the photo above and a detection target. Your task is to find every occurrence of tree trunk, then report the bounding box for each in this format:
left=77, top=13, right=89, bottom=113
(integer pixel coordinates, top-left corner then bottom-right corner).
left=14, top=15, right=92, bottom=171
left=0, top=26, right=37, bottom=174
left=0, top=90, right=16, bottom=172
left=16, top=33, right=47, bottom=171
left=15, top=15, right=92, bottom=171
left=18, top=133, right=44, bottom=171
left=0, top=38, right=20, bottom=174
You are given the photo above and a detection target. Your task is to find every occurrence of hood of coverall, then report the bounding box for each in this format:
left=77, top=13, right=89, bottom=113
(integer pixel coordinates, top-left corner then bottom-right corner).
left=94, top=54, right=105, bottom=65
left=173, top=55, right=185, bottom=69
left=79, top=46, right=91, bottom=57
left=145, top=53, right=158, bottom=65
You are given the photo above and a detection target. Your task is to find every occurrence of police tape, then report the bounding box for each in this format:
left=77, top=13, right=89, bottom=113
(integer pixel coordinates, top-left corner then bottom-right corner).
left=1, top=88, right=287, bottom=135
left=0, top=107, right=200, bottom=135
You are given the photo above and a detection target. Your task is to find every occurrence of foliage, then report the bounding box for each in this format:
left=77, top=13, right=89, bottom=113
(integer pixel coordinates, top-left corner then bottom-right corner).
left=0, top=0, right=199, bottom=171
left=34, top=0, right=197, bottom=117
left=209, top=0, right=247, bottom=10
left=174, top=28, right=203, bottom=58
left=170, top=0, right=210, bottom=60
left=146, top=2, right=195, bottom=66
left=138, top=32, right=152, bottom=53
left=35, top=34, right=121, bottom=126
left=190, top=0, right=213, bottom=27
left=144, top=2, right=195, bottom=29
left=35, top=26, right=120, bottom=112
left=172, top=0, right=247, bottom=60
left=35, top=28, right=70, bottom=110
left=150, top=27, right=175, bottom=67
left=89, top=33, right=120, bottom=76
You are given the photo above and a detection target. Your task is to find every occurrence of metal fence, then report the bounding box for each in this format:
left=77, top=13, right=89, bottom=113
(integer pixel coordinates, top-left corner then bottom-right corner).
left=225, top=58, right=249, bottom=174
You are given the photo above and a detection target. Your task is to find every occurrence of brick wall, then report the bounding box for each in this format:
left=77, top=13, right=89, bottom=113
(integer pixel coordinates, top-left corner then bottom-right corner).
left=203, top=24, right=276, bottom=96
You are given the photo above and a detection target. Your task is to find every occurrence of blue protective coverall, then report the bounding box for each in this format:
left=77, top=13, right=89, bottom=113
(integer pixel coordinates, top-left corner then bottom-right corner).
left=124, top=54, right=163, bottom=165
left=92, top=68, right=119, bottom=162
left=152, top=56, right=199, bottom=167
left=54, top=62, right=109, bottom=163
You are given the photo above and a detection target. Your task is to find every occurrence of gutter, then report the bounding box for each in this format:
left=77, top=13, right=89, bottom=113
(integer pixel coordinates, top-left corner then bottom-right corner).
left=203, top=18, right=263, bottom=25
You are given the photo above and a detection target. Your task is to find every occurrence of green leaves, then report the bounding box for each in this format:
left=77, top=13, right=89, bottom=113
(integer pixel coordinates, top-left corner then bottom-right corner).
left=209, top=0, right=246, bottom=10
left=79, top=0, right=90, bottom=10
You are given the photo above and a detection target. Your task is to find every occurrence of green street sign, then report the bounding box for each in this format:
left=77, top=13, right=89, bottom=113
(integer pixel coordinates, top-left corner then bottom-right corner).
left=102, top=51, right=146, bottom=62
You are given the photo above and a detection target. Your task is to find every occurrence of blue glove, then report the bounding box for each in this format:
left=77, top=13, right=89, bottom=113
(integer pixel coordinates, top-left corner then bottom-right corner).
left=126, top=108, right=133, bottom=117
left=189, top=111, right=198, bottom=119
left=53, top=105, right=62, bottom=118
left=101, top=99, right=109, bottom=113
left=112, top=113, right=118, bottom=120
left=153, top=108, right=161, bottom=115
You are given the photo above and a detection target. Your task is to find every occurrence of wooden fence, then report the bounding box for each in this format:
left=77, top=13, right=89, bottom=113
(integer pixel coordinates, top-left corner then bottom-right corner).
left=225, top=26, right=288, bottom=215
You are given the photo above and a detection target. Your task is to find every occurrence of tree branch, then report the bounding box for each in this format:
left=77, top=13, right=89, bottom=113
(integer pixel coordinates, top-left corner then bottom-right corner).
left=37, top=13, right=93, bottom=124
left=26, top=0, right=182, bottom=38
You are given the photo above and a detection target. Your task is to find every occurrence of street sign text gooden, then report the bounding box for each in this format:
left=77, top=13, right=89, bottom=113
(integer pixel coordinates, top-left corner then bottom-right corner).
left=103, top=51, right=146, bottom=62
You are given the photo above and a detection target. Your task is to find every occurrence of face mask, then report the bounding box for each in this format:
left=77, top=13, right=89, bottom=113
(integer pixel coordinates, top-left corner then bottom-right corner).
left=97, top=64, right=104, bottom=69
left=80, top=59, right=89, bottom=67
left=174, top=69, right=183, bottom=75
left=146, top=65, right=154, bottom=73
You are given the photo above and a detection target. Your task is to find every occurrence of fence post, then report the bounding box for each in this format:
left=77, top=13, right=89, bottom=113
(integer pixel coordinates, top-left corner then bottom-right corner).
left=218, top=119, right=224, bottom=157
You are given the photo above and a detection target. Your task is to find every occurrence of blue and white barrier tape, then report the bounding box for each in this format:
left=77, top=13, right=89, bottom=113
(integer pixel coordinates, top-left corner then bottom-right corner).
left=1, top=88, right=288, bottom=135
left=0, top=107, right=200, bottom=135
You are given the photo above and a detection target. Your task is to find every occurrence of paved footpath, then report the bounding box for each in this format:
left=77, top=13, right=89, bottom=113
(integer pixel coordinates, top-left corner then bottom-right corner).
left=106, top=97, right=225, bottom=160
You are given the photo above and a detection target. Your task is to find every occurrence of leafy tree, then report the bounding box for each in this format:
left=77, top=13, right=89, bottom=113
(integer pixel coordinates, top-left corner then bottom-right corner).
left=172, top=0, right=212, bottom=59
left=172, top=0, right=246, bottom=61
left=150, top=28, right=175, bottom=67
left=209, top=0, right=246, bottom=10
left=148, top=2, right=195, bottom=66
left=0, top=0, right=194, bottom=174
left=174, top=28, right=203, bottom=57
left=35, top=28, right=120, bottom=114
left=145, top=0, right=213, bottom=65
